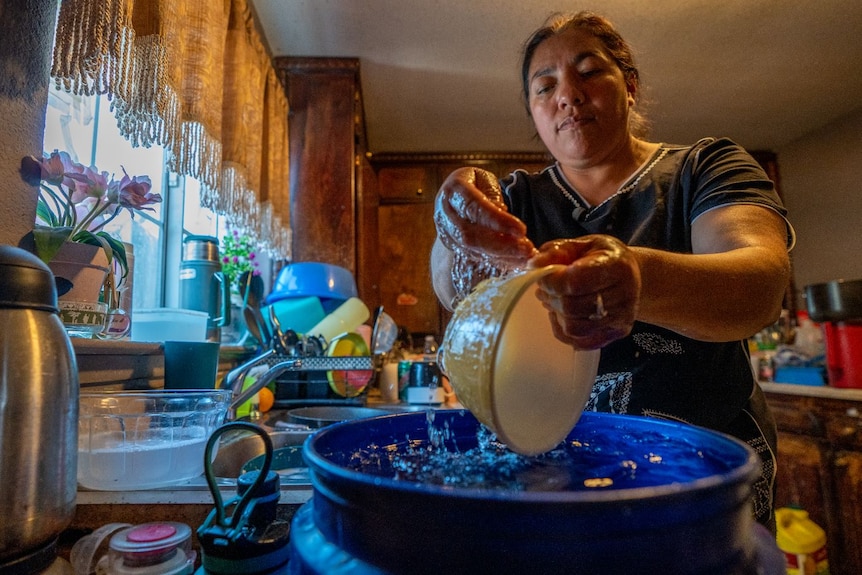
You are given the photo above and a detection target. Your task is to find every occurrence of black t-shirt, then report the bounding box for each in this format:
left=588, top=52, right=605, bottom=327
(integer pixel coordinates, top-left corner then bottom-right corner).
left=499, top=137, right=790, bottom=527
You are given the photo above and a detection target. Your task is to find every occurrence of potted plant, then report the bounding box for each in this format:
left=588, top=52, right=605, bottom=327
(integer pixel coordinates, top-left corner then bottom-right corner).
left=20, top=150, right=162, bottom=335
left=221, top=229, right=261, bottom=297
left=220, top=229, right=261, bottom=344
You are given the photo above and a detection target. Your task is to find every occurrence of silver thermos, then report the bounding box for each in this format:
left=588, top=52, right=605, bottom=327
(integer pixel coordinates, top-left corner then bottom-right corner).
left=0, top=246, right=78, bottom=570
left=179, top=235, right=230, bottom=342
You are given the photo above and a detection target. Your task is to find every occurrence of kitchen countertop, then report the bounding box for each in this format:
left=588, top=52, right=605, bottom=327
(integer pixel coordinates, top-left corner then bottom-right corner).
left=73, top=383, right=862, bottom=507
left=76, top=477, right=314, bottom=506
left=760, top=380, right=862, bottom=401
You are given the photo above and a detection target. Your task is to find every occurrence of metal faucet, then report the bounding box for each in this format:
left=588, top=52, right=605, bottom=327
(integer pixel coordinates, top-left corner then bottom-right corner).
left=222, top=349, right=300, bottom=420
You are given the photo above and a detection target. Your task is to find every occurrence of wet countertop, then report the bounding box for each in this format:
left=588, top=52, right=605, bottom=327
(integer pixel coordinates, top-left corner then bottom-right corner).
left=75, top=382, right=862, bottom=506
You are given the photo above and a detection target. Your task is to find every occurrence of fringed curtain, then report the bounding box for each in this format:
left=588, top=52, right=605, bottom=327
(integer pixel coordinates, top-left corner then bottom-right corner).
left=262, top=67, right=292, bottom=259
left=49, top=0, right=291, bottom=258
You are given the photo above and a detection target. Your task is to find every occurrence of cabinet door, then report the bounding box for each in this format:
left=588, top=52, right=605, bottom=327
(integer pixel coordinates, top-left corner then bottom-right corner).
left=284, top=62, right=359, bottom=272
left=831, top=450, right=862, bottom=575
left=378, top=166, right=436, bottom=202
left=378, top=202, right=440, bottom=335
left=775, top=432, right=831, bottom=525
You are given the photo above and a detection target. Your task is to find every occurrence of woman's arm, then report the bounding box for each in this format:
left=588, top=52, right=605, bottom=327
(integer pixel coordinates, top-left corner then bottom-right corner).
left=531, top=203, right=790, bottom=348
left=633, top=203, right=790, bottom=340
left=431, top=167, right=537, bottom=310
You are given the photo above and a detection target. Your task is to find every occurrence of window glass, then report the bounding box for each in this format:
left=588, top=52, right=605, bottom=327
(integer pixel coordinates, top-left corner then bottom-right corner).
left=42, top=87, right=222, bottom=310
left=43, top=86, right=270, bottom=314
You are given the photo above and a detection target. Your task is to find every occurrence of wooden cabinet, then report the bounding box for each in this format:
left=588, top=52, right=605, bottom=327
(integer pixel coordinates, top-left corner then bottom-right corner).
left=371, top=154, right=551, bottom=339
left=764, top=385, right=862, bottom=575
left=377, top=166, right=436, bottom=202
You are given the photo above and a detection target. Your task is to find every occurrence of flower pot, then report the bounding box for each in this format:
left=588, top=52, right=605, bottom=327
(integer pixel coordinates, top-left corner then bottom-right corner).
left=48, top=242, right=110, bottom=337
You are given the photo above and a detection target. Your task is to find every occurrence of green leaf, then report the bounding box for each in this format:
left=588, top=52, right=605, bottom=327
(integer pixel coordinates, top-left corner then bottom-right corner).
left=33, top=225, right=73, bottom=263
left=96, top=232, right=128, bottom=278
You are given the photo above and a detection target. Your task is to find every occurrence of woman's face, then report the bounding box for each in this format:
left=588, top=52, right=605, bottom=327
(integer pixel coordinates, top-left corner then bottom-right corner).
left=527, top=27, right=635, bottom=168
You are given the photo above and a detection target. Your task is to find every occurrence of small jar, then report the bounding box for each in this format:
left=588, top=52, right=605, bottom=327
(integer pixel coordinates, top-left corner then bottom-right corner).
left=100, top=522, right=195, bottom=575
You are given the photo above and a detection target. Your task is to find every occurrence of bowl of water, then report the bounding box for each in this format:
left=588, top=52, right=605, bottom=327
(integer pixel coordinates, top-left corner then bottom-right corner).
left=77, top=390, right=231, bottom=490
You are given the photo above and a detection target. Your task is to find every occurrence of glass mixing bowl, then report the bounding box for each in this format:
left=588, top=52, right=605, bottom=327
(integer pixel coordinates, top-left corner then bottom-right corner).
left=77, top=389, right=231, bottom=491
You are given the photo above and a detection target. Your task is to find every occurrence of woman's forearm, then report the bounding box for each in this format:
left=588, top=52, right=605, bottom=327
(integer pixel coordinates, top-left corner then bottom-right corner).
left=632, top=245, right=790, bottom=341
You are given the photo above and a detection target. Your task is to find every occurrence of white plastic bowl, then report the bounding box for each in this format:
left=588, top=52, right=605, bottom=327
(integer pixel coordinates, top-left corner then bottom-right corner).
left=130, top=308, right=208, bottom=342
left=77, top=390, right=230, bottom=490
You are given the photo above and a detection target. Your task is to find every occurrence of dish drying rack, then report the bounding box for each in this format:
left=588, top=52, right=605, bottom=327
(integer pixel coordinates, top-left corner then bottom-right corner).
left=225, top=305, right=396, bottom=411
left=225, top=344, right=387, bottom=412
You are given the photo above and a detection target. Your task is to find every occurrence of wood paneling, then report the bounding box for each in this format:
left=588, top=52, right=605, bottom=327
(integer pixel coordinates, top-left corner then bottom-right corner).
left=278, top=58, right=360, bottom=276
left=766, top=391, right=862, bottom=575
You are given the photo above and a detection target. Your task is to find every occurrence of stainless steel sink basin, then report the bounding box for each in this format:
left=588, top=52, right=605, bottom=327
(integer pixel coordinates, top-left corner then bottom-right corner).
left=211, top=427, right=312, bottom=478
left=209, top=404, right=448, bottom=481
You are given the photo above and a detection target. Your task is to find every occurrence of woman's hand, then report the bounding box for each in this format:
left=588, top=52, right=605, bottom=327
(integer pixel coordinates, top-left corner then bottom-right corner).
left=434, top=167, right=537, bottom=265
left=529, top=235, right=642, bottom=350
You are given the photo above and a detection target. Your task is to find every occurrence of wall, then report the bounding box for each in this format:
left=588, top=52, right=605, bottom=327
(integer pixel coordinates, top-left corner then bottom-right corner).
left=0, top=0, right=57, bottom=248
left=778, top=108, right=862, bottom=301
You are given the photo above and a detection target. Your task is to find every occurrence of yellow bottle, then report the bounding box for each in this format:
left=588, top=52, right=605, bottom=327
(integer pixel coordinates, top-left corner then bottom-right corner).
left=776, top=507, right=830, bottom=575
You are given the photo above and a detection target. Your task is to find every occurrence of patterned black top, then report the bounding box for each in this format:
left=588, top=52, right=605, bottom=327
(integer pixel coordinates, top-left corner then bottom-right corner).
left=499, top=137, right=792, bottom=528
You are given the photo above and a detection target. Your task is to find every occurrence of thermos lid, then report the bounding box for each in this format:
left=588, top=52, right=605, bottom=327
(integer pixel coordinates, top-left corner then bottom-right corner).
left=182, top=235, right=220, bottom=262
left=0, top=245, right=58, bottom=312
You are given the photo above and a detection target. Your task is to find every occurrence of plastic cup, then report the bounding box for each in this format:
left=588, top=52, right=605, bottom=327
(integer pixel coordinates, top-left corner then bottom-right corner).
left=307, top=297, right=370, bottom=344
left=164, top=341, right=220, bottom=389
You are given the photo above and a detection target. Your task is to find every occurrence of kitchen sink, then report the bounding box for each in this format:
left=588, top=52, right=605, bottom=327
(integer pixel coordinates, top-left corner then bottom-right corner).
left=209, top=403, right=452, bottom=481
left=211, top=425, right=313, bottom=478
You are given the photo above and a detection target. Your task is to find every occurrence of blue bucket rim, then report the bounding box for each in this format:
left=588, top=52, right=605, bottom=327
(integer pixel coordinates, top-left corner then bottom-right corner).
left=303, top=409, right=760, bottom=505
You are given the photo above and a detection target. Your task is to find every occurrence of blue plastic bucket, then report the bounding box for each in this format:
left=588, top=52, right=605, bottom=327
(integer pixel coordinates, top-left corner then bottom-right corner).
left=290, top=410, right=762, bottom=575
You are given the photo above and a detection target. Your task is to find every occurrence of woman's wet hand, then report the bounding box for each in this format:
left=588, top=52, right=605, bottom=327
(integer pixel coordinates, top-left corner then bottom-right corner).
left=529, top=236, right=641, bottom=349
left=434, top=167, right=537, bottom=264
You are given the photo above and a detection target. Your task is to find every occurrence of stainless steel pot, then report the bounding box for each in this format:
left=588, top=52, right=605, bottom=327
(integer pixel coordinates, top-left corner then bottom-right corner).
left=0, top=246, right=78, bottom=564
left=805, top=278, right=862, bottom=323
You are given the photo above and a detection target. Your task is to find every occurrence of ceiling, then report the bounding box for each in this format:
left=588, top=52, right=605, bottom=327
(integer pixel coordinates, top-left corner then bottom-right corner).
left=251, top=0, right=862, bottom=155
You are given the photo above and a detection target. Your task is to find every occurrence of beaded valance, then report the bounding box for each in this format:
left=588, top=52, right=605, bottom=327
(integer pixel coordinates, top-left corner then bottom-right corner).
left=49, top=0, right=291, bottom=257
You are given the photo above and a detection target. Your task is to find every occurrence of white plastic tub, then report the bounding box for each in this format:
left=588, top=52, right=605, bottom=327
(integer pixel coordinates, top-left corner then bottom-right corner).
left=130, top=308, right=208, bottom=342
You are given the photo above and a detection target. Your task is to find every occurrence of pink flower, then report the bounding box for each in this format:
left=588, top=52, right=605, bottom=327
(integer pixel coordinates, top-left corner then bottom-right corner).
left=67, top=165, right=111, bottom=203
left=27, top=149, right=165, bottom=276
left=115, top=168, right=161, bottom=211
left=37, top=150, right=83, bottom=188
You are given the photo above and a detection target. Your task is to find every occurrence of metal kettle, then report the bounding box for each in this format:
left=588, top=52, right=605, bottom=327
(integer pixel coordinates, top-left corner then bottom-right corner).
left=0, top=246, right=78, bottom=570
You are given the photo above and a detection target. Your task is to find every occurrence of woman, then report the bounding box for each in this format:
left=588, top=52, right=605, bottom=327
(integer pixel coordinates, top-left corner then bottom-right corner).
left=431, top=11, right=793, bottom=530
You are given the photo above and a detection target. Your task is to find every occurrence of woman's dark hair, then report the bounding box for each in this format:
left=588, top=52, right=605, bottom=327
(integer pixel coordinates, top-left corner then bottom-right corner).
left=520, top=11, right=649, bottom=136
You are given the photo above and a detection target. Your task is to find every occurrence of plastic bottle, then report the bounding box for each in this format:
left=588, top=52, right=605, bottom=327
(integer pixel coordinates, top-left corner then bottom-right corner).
left=794, top=311, right=825, bottom=358
left=776, top=507, right=830, bottom=575
left=422, top=334, right=439, bottom=362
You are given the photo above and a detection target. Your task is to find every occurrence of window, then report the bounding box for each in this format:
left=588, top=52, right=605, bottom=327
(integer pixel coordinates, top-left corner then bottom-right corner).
left=43, top=86, right=271, bottom=312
